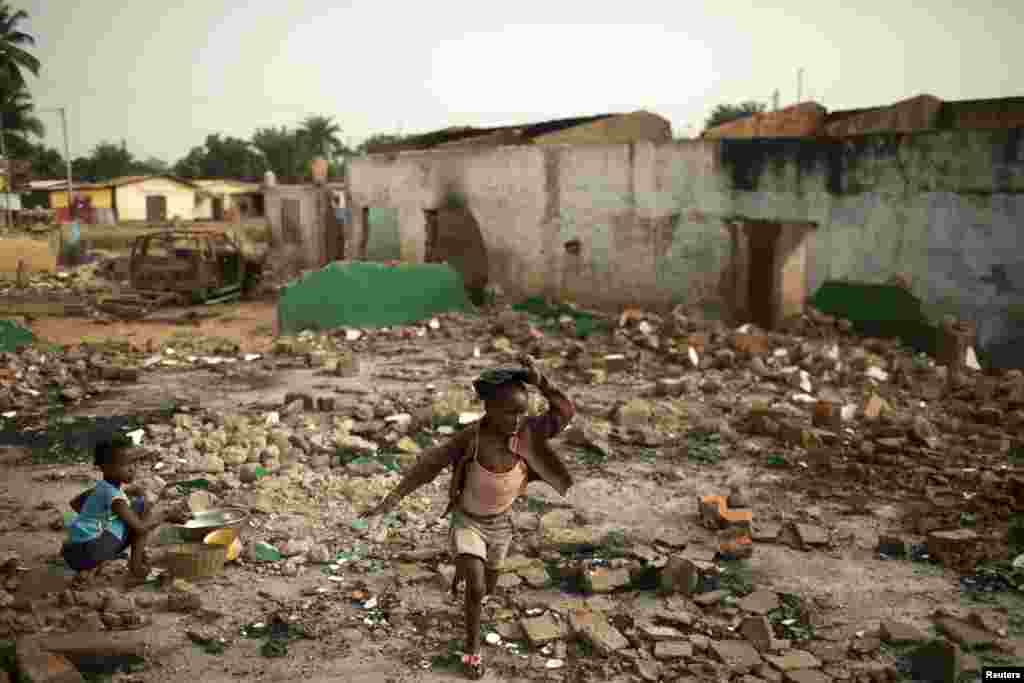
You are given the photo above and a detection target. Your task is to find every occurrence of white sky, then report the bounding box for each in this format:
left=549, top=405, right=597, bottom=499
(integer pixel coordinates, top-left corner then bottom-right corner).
left=20, top=0, right=1024, bottom=163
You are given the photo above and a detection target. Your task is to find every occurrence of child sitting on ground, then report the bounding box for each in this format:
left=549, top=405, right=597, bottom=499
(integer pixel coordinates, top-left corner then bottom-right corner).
left=362, top=355, right=575, bottom=680
left=63, top=435, right=162, bottom=586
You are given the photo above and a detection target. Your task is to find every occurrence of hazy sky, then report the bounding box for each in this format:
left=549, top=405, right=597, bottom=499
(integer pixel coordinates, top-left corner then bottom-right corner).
left=20, top=0, right=1023, bottom=164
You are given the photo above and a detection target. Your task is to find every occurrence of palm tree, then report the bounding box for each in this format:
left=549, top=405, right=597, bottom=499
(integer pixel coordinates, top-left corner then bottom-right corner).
left=298, top=115, right=344, bottom=159
left=0, top=71, right=43, bottom=153
left=0, top=4, right=39, bottom=87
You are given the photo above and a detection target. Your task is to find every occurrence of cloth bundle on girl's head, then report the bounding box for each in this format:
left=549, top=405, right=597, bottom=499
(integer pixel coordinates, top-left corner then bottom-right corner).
left=473, top=368, right=530, bottom=400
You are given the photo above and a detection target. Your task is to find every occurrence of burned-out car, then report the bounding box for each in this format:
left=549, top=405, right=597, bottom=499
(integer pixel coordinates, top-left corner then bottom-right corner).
left=97, top=229, right=264, bottom=318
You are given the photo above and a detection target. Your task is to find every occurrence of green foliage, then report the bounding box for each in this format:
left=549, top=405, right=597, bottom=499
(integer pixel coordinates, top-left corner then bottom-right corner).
left=684, top=428, right=722, bottom=465
left=704, top=101, right=767, bottom=130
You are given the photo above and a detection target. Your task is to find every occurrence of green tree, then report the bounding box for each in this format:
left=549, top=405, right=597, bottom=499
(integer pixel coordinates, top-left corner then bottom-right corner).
left=0, top=71, right=43, bottom=154
left=355, top=132, right=410, bottom=155
left=251, top=126, right=307, bottom=183
left=0, top=3, right=39, bottom=87
left=704, top=101, right=767, bottom=130
left=174, top=134, right=267, bottom=180
left=298, top=115, right=346, bottom=159
left=84, top=140, right=136, bottom=181
left=24, top=141, right=63, bottom=178
left=136, top=156, right=169, bottom=174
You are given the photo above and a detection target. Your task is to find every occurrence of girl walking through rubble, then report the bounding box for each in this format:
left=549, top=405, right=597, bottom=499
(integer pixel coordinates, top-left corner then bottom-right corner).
left=362, top=355, right=575, bottom=679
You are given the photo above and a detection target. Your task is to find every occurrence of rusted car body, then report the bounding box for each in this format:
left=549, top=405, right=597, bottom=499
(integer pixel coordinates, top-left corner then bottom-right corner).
left=97, top=229, right=263, bottom=318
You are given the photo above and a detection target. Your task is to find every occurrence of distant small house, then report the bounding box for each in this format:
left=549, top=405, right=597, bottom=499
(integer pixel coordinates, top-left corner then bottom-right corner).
left=47, top=175, right=200, bottom=223
left=193, top=179, right=265, bottom=221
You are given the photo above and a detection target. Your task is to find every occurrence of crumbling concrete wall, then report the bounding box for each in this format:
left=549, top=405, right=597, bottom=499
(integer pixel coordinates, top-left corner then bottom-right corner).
left=347, top=127, right=1024, bottom=364
left=264, top=185, right=339, bottom=275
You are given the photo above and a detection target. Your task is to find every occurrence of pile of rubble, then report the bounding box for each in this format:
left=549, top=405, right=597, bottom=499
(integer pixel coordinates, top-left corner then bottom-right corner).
left=0, top=345, right=143, bottom=416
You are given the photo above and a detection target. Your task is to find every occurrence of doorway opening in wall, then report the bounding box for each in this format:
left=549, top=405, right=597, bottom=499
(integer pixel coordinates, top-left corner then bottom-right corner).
left=282, top=198, right=302, bottom=244
left=145, top=195, right=167, bottom=223
left=212, top=197, right=225, bottom=221
left=422, top=206, right=489, bottom=306
left=363, top=207, right=401, bottom=261
left=731, top=219, right=815, bottom=331
left=747, top=222, right=781, bottom=330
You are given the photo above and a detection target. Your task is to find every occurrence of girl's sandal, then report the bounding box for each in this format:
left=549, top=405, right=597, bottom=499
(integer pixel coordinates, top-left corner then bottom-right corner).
left=461, top=653, right=485, bottom=680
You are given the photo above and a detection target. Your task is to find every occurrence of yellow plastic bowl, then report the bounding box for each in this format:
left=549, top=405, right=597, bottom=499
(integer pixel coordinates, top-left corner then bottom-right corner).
left=203, top=528, right=242, bottom=562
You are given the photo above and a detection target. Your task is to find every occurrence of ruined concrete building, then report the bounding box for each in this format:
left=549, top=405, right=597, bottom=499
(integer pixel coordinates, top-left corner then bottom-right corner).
left=273, top=103, right=1024, bottom=368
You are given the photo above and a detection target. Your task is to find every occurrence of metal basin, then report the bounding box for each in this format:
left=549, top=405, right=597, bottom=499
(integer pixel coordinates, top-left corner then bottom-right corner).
left=176, top=507, right=249, bottom=542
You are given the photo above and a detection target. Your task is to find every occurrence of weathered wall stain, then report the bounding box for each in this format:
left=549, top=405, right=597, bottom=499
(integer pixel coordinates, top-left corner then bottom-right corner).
left=348, top=127, right=1024, bottom=365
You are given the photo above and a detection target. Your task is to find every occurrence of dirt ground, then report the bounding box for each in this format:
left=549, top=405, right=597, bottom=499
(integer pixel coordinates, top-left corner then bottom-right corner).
left=28, top=302, right=279, bottom=355
left=1, top=303, right=1022, bottom=683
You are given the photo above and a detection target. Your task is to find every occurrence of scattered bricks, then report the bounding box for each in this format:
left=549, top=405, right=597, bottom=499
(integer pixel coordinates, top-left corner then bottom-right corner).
left=876, top=535, right=907, bottom=558
left=653, top=641, right=693, bottom=660
left=603, top=354, right=629, bottom=374
left=764, top=651, right=822, bottom=671
left=710, top=639, right=764, bottom=672
left=879, top=621, right=926, bottom=644
left=520, top=613, right=567, bottom=646
left=333, top=354, right=360, bottom=377
left=698, top=496, right=753, bottom=530
left=568, top=608, right=629, bottom=655
left=812, top=400, right=842, bottom=431
left=925, top=529, right=979, bottom=568
left=656, top=378, right=686, bottom=397
left=282, top=392, right=314, bottom=411
left=752, top=524, right=781, bottom=543
left=732, top=333, right=771, bottom=356
left=316, top=396, right=335, bottom=412
left=737, top=591, right=780, bottom=616
left=15, top=646, right=83, bottom=683
left=582, top=567, right=631, bottom=594
left=740, top=616, right=774, bottom=652
left=863, top=394, right=890, bottom=420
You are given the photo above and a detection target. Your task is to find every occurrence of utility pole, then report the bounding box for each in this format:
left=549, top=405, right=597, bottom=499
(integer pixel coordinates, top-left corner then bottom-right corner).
left=38, top=106, right=75, bottom=223
left=797, top=68, right=804, bottom=104
left=773, top=90, right=780, bottom=112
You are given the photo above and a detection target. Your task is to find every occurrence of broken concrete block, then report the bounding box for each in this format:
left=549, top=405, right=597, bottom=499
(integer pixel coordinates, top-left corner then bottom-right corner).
left=926, top=529, right=980, bottom=568
left=737, top=591, right=780, bottom=616
left=653, top=641, right=693, bottom=660
left=568, top=609, right=628, bottom=655
left=658, top=556, right=713, bottom=596
left=764, top=650, right=821, bottom=671
left=655, top=378, right=686, bottom=398
left=740, top=615, right=774, bottom=652
left=333, top=354, right=360, bottom=378
left=603, top=354, right=629, bottom=373
left=582, top=567, right=631, bottom=594
left=709, top=639, right=763, bottom=671
left=811, top=400, right=842, bottom=431
left=612, top=399, right=651, bottom=428
left=879, top=621, right=927, bottom=644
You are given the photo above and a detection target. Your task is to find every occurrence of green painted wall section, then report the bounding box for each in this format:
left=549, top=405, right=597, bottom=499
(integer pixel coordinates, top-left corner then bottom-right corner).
left=277, top=262, right=473, bottom=333
left=365, top=207, right=401, bottom=261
